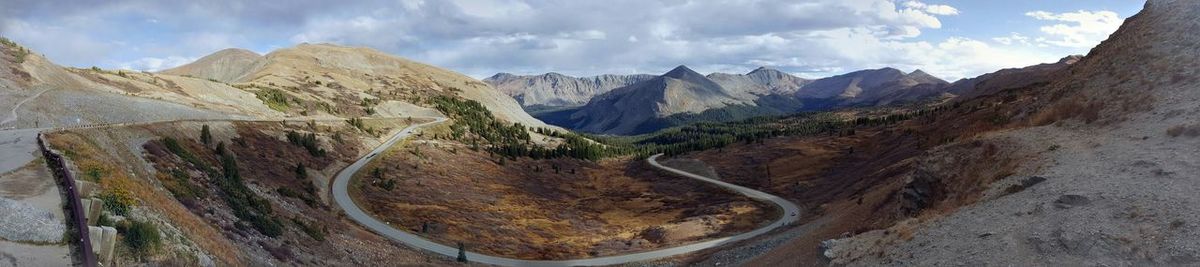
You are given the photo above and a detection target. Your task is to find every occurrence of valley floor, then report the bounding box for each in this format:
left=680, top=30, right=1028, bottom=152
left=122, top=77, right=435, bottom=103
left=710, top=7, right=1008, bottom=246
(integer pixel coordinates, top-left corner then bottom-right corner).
left=349, top=134, right=779, bottom=260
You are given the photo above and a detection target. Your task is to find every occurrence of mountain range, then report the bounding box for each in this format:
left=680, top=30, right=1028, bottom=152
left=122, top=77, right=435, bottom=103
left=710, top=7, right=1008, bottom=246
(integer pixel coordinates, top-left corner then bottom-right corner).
left=530, top=65, right=952, bottom=134
left=483, top=72, right=655, bottom=109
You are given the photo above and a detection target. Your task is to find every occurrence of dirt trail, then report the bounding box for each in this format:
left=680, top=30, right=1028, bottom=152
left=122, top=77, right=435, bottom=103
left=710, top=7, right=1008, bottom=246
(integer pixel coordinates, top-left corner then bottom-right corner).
left=0, top=88, right=51, bottom=127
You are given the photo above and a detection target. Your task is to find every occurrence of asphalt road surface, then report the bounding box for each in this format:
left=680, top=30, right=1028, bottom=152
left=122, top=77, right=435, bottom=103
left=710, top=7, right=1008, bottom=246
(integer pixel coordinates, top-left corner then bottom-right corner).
left=331, top=119, right=802, bottom=266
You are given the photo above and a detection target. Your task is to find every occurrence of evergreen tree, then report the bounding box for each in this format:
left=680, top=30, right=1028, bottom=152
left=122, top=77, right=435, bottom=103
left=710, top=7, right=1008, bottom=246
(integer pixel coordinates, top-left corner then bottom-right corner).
left=295, top=163, right=307, bottom=180
left=200, top=125, right=212, bottom=145
left=457, top=242, right=468, bottom=262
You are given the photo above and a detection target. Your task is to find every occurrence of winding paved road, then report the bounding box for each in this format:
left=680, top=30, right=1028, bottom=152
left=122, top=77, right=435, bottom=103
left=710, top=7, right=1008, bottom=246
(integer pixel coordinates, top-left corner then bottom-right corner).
left=331, top=119, right=802, bottom=266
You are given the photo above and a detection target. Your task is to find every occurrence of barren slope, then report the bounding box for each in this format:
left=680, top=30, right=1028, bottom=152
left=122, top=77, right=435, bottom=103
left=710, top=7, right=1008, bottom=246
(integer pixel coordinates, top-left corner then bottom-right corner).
left=698, top=0, right=1200, bottom=266
left=166, top=43, right=548, bottom=128
left=0, top=40, right=284, bottom=129
left=484, top=72, right=655, bottom=108
left=160, top=48, right=263, bottom=83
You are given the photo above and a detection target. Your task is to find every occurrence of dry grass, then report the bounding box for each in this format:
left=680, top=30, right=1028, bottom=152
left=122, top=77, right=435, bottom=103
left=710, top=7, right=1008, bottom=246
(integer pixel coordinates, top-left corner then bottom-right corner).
left=44, top=120, right=442, bottom=266
left=1166, top=124, right=1200, bottom=137
left=352, top=139, right=776, bottom=260
left=687, top=76, right=1055, bottom=266
left=46, top=131, right=245, bottom=265
left=136, top=121, right=441, bottom=265
left=1031, top=95, right=1105, bottom=126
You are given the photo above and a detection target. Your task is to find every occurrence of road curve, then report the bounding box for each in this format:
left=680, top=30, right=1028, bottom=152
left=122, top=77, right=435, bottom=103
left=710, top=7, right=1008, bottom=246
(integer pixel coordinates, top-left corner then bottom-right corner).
left=331, top=118, right=802, bottom=266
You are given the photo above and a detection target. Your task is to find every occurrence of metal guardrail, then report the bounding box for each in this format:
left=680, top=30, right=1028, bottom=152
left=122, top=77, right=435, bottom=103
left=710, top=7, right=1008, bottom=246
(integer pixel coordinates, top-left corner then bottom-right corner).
left=37, top=132, right=97, bottom=267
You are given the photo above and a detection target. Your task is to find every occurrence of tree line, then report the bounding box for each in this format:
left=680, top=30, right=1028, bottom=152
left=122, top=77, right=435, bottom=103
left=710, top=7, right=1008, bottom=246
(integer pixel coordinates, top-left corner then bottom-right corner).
left=432, top=94, right=951, bottom=161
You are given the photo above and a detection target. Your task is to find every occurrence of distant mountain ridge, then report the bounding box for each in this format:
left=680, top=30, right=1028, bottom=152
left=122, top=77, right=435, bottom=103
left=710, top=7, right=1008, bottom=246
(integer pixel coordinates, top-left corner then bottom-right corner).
left=541, top=65, right=951, bottom=134
left=560, top=65, right=754, bottom=134
left=707, top=67, right=811, bottom=95
left=945, top=55, right=1082, bottom=100
left=483, top=72, right=655, bottom=109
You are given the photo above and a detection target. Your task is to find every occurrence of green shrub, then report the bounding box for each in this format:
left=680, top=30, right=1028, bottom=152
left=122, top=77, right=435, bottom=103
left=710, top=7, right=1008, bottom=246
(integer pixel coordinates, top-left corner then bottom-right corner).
left=163, top=137, right=210, bottom=173
left=291, top=217, right=326, bottom=241
left=118, top=219, right=161, bottom=258
left=3, top=39, right=30, bottom=63
left=255, top=88, right=291, bottom=112
left=97, top=213, right=114, bottom=227
left=285, top=131, right=326, bottom=157
left=0, top=37, right=16, bottom=48
left=276, top=187, right=316, bottom=207
left=216, top=147, right=283, bottom=237
left=294, top=163, right=307, bottom=180
left=99, top=190, right=133, bottom=216
left=84, top=167, right=105, bottom=182
left=162, top=169, right=206, bottom=201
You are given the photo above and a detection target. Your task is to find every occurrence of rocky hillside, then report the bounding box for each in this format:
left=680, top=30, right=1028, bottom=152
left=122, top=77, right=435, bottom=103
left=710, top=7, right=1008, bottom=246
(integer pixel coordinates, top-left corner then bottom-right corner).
left=693, top=0, right=1200, bottom=266
left=163, top=43, right=548, bottom=128
left=2, top=41, right=551, bottom=130
left=483, top=72, right=654, bottom=109
left=160, top=48, right=263, bottom=83
left=707, top=67, right=811, bottom=96
left=561, top=66, right=755, bottom=135
left=821, top=1, right=1200, bottom=265
left=946, top=55, right=1082, bottom=100
left=0, top=40, right=282, bottom=129
left=797, top=68, right=948, bottom=103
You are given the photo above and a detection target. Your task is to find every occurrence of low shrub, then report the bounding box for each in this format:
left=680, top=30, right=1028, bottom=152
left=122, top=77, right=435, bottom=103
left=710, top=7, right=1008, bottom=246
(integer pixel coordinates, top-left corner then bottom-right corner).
left=118, top=219, right=161, bottom=258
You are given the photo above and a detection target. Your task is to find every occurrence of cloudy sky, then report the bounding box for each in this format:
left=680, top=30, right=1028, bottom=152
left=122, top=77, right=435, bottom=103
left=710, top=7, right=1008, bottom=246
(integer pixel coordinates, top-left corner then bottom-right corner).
left=0, top=0, right=1142, bottom=80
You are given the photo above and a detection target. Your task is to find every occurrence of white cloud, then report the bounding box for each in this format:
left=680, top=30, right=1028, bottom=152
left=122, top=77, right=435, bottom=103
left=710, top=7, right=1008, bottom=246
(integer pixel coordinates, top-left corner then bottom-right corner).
left=558, top=30, right=606, bottom=40
left=277, top=0, right=969, bottom=77
left=797, top=28, right=1054, bottom=80
left=2, top=0, right=1066, bottom=81
left=902, top=0, right=960, bottom=16
left=117, top=56, right=197, bottom=72
left=904, top=1, right=960, bottom=16
left=992, top=32, right=1031, bottom=46
left=1, top=18, right=119, bottom=67
left=1025, top=10, right=1122, bottom=48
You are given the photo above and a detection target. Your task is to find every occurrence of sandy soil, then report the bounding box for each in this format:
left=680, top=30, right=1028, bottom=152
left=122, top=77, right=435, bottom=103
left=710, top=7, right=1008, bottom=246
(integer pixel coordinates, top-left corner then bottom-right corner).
left=0, top=241, right=71, bottom=267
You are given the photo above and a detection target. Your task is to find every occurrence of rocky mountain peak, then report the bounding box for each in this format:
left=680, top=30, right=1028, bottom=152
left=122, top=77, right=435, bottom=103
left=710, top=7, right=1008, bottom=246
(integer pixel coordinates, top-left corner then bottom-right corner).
left=748, top=66, right=775, bottom=74
left=876, top=67, right=905, bottom=75
left=663, top=65, right=701, bottom=79
left=905, top=69, right=946, bottom=84
left=486, top=72, right=517, bottom=81
left=1057, top=55, right=1084, bottom=65
left=543, top=72, right=571, bottom=78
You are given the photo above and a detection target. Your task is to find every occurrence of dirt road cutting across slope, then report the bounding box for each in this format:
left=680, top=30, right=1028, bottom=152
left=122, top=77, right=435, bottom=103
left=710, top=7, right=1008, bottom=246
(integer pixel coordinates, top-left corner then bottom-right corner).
left=331, top=119, right=802, bottom=266
left=0, top=88, right=51, bottom=128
